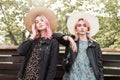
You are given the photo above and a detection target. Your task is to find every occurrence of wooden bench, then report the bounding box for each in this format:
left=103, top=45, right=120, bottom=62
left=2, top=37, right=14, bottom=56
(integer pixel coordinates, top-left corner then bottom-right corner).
left=0, top=46, right=120, bottom=80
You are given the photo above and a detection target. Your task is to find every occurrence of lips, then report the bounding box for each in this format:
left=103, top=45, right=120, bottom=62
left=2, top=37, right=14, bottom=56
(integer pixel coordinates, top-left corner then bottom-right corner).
left=80, top=30, right=84, bottom=32
left=39, top=25, right=44, bottom=27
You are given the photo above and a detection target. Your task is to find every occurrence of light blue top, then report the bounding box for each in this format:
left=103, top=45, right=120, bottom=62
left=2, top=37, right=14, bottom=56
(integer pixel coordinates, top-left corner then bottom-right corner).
left=63, top=40, right=96, bottom=80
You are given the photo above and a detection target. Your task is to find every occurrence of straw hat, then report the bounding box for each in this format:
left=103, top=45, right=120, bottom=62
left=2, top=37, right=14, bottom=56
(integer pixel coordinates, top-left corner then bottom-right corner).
left=24, top=7, right=57, bottom=32
left=67, top=12, right=99, bottom=36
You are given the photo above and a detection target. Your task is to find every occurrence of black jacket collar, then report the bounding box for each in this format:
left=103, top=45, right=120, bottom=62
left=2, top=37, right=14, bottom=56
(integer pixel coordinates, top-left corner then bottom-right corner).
left=75, top=38, right=96, bottom=48
left=34, top=38, right=51, bottom=45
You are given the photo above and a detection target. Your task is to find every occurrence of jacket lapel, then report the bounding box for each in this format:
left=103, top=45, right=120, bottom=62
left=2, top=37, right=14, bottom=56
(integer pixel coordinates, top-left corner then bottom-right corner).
left=86, top=40, right=98, bottom=77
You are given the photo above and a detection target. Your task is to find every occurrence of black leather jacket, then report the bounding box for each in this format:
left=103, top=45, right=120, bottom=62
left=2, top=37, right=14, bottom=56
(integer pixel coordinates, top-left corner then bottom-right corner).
left=54, top=34, right=104, bottom=80
left=17, top=38, right=59, bottom=80
left=75, top=39, right=104, bottom=80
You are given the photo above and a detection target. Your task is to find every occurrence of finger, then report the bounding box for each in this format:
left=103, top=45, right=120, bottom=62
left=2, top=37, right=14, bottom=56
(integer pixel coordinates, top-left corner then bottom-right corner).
left=73, top=45, right=77, bottom=52
left=32, top=24, right=36, bottom=31
left=32, top=24, right=35, bottom=29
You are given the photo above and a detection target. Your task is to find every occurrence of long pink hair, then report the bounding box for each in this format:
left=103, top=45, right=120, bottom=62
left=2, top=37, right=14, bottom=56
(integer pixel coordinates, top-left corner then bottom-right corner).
left=41, top=15, right=53, bottom=39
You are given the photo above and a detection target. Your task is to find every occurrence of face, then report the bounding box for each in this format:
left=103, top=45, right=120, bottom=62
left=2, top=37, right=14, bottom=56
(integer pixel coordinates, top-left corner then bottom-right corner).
left=75, top=20, right=88, bottom=35
left=35, top=16, right=46, bottom=31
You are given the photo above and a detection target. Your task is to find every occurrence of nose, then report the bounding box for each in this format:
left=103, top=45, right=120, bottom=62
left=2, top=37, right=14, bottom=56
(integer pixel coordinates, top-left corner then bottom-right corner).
left=81, top=26, right=84, bottom=28
left=38, top=21, right=43, bottom=25
left=38, top=21, right=42, bottom=24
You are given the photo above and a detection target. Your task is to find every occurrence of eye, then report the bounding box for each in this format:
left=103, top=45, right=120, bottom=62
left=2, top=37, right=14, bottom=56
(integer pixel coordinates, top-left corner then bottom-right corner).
left=77, top=24, right=81, bottom=27
left=35, top=20, right=39, bottom=24
left=40, top=18, right=44, bottom=22
left=83, top=24, right=87, bottom=27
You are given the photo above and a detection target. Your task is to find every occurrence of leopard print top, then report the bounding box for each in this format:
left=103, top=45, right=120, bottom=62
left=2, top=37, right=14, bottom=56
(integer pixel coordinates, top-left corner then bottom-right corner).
left=22, top=37, right=45, bottom=80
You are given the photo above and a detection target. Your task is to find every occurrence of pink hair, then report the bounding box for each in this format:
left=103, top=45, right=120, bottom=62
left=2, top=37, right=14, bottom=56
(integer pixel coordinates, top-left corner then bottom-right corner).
left=74, top=18, right=91, bottom=31
left=74, top=18, right=92, bottom=39
left=39, top=15, right=53, bottom=39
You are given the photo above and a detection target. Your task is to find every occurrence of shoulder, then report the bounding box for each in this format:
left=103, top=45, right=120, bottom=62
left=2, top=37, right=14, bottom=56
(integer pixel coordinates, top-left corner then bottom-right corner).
left=52, top=33, right=64, bottom=37
left=51, top=38, right=59, bottom=44
left=50, top=38, right=59, bottom=49
left=93, top=41, right=100, bottom=46
left=92, top=41, right=102, bottom=52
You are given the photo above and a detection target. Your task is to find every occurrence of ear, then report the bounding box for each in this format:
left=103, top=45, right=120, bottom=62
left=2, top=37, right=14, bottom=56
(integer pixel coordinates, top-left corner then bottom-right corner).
left=74, top=28, right=77, bottom=33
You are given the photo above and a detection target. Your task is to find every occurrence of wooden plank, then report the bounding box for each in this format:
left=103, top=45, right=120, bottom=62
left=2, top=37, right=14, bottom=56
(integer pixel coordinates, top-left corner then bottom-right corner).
left=102, top=55, right=120, bottom=61
left=104, top=76, right=120, bottom=80
left=103, top=61, right=120, bottom=67
left=0, top=56, right=23, bottom=63
left=104, top=69, right=120, bottom=75
left=101, top=48, right=120, bottom=52
left=0, top=69, right=18, bottom=75
left=0, top=50, right=18, bottom=55
left=55, top=71, right=64, bottom=78
left=56, top=65, right=64, bottom=78
left=0, top=64, right=21, bottom=70
left=57, top=54, right=64, bottom=64
left=56, top=65, right=64, bottom=71
left=0, top=46, right=18, bottom=50
left=0, top=74, right=17, bottom=80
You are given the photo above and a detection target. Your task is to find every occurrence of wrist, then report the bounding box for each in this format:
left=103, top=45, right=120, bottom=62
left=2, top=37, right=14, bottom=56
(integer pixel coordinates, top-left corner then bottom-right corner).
left=29, top=37, right=34, bottom=41
left=29, top=35, right=35, bottom=40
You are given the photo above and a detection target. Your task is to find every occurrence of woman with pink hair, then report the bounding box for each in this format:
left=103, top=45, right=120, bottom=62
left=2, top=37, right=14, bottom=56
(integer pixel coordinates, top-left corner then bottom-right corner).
left=62, top=12, right=104, bottom=80
left=17, top=14, right=59, bottom=80
left=17, top=7, right=76, bottom=80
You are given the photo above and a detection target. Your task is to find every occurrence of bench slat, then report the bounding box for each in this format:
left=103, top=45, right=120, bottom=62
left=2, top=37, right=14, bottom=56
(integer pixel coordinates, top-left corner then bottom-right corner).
left=103, top=55, right=120, bottom=61
left=103, top=61, right=120, bottom=67
left=0, top=70, right=18, bottom=75
left=104, top=69, right=120, bottom=75
left=0, top=74, right=17, bottom=80
left=0, top=64, right=21, bottom=70
left=104, top=76, right=120, bottom=80
left=0, top=50, right=18, bottom=55
left=0, top=56, right=23, bottom=63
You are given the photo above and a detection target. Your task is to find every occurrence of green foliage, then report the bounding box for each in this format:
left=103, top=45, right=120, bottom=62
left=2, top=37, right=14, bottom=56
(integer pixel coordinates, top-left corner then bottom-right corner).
left=0, top=0, right=29, bottom=45
left=0, top=0, right=120, bottom=48
left=94, top=0, right=120, bottom=48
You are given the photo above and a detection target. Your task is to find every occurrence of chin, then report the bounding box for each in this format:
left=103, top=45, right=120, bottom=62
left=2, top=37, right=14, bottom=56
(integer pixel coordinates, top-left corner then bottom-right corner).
left=78, top=32, right=86, bottom=35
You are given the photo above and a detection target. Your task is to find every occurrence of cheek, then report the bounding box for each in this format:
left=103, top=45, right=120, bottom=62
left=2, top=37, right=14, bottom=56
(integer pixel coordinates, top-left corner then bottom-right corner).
left=75, top=27, right=79, bottom=32
left=35, top=23, right=40, bottom=27
left=42, top=26, right=47, bottom=29
left=77, top=27, right=82, bottom=30
left=35, top=25, right=40, bottom=29
left=75, top=27, right=78, bottom=31
left=84, top=28, right=88, bottom=32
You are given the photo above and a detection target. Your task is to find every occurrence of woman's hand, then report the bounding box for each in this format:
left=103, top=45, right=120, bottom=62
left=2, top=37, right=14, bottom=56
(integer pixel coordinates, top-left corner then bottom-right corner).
left=63, top=36, right=77, bottom=52
left=30, top=24, right=40, bottom=40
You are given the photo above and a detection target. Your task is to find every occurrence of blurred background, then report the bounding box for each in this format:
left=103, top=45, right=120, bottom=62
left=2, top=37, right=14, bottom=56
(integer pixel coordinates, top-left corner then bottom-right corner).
left=0, top=0, right=120, bottom=48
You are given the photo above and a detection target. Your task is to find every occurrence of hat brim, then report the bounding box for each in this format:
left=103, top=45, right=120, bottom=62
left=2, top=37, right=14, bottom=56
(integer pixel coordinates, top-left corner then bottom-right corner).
left=24, top=7, right=57, bottom=32
left=67, top=12, right=99, bottom=36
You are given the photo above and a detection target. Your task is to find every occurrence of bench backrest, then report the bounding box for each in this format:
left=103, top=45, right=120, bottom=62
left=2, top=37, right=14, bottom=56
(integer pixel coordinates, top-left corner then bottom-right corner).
left=0, top=46, right=120, bottom=80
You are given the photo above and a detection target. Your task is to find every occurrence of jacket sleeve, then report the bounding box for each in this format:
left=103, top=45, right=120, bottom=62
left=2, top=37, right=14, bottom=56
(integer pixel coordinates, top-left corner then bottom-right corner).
left=96, top=43, right=104, bottom=80
left=46, top=39, right=59, bottom=80
left=17, top=39, right=33, bottom=56
left=53, top=33, right=70, bottom=46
